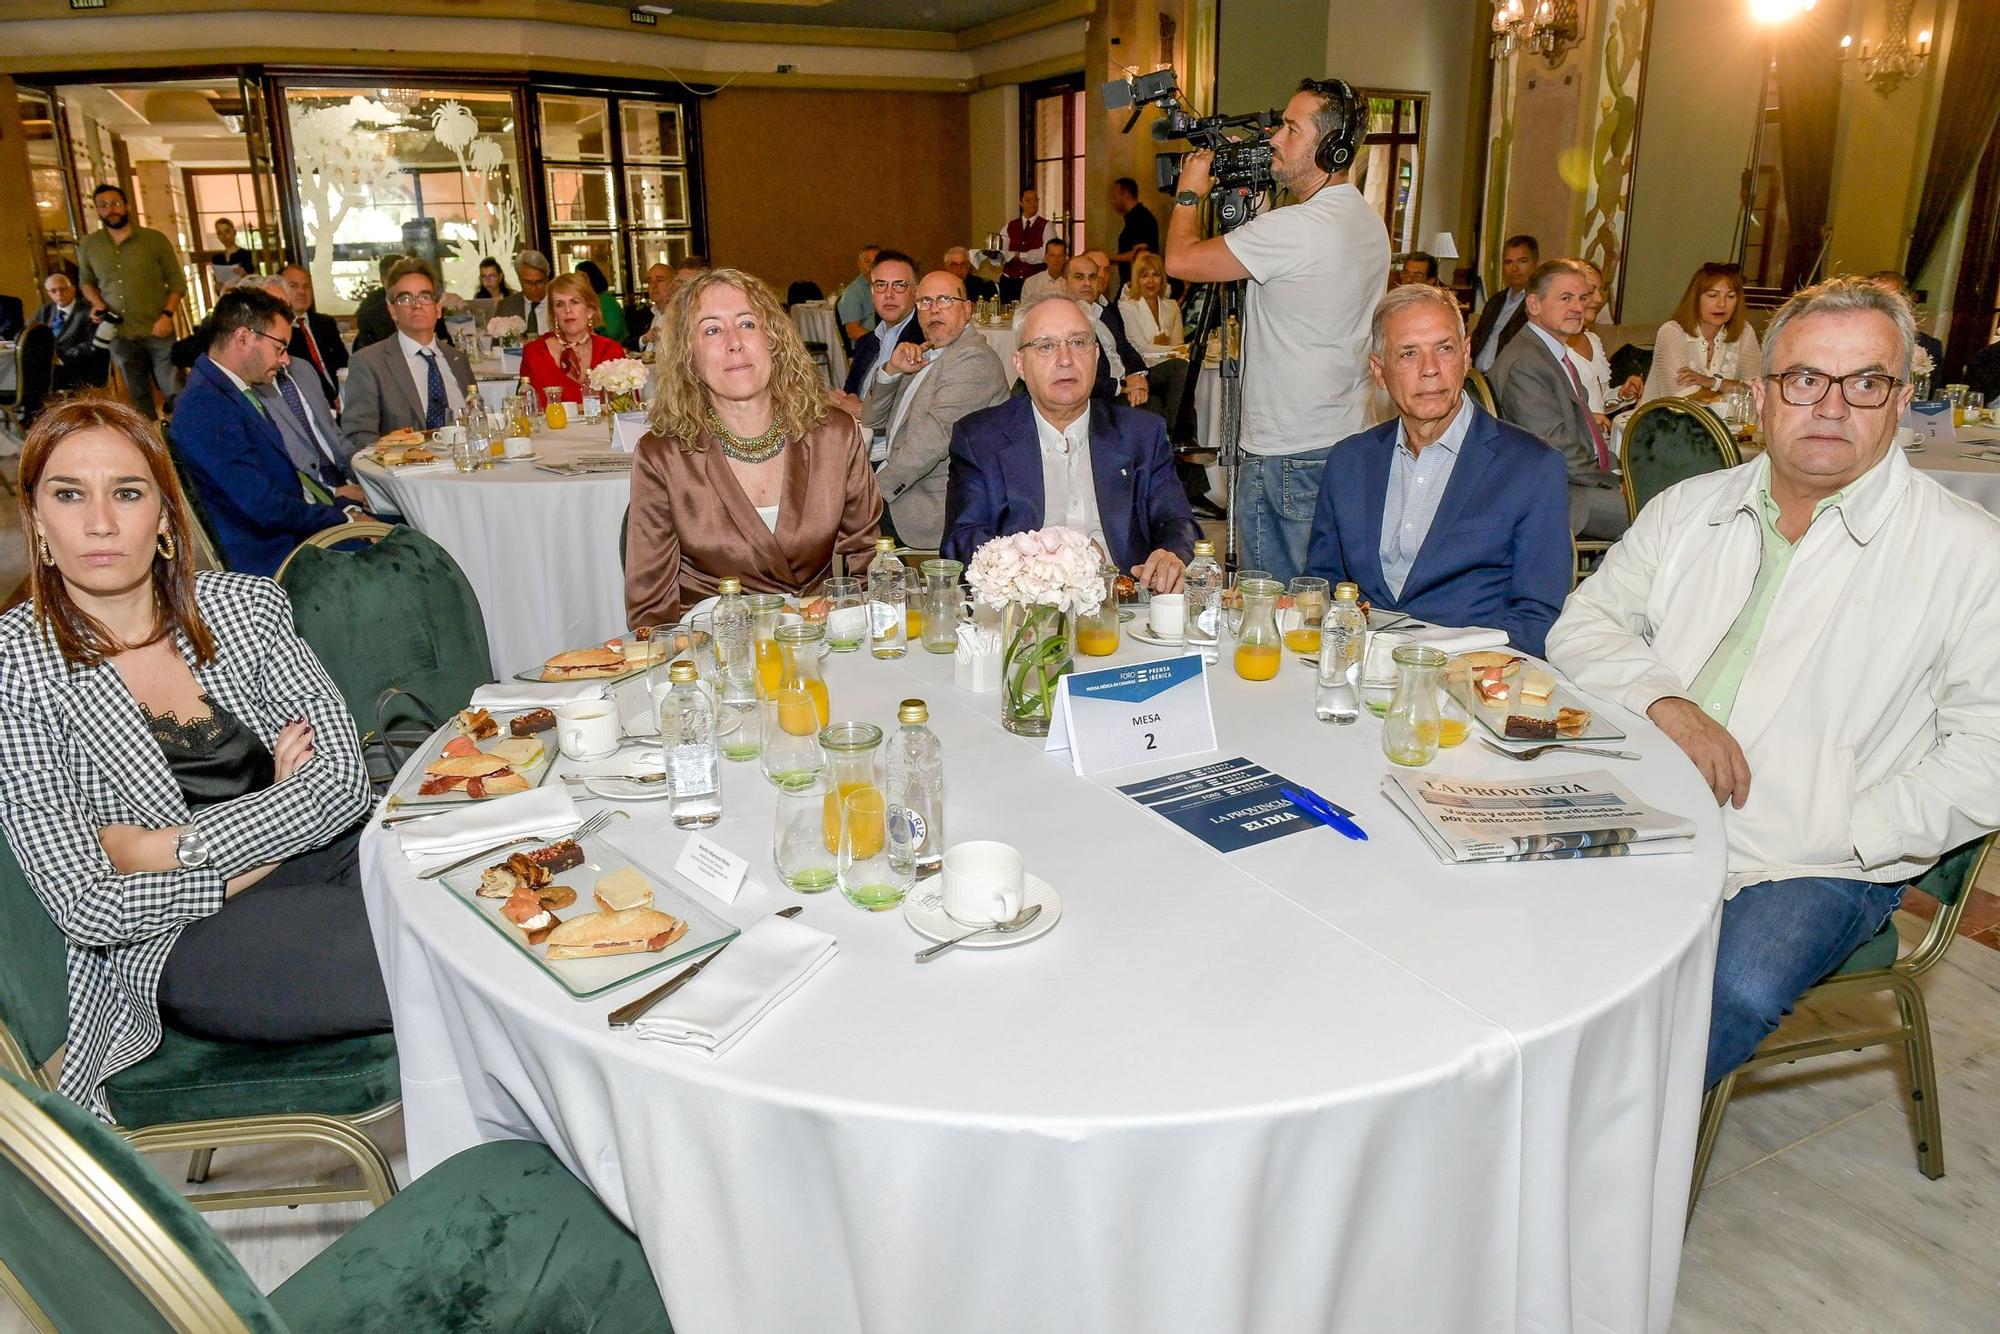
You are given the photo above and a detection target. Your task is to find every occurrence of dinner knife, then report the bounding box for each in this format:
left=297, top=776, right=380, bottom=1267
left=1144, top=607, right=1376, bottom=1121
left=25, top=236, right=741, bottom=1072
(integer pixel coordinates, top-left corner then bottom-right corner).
left=606, top=905, right=804, bottom=1029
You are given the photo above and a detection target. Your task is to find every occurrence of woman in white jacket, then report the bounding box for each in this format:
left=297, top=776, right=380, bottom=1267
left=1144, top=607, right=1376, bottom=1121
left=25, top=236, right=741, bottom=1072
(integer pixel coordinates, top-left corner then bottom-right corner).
left=1117, top=252, right=1183, bottom=360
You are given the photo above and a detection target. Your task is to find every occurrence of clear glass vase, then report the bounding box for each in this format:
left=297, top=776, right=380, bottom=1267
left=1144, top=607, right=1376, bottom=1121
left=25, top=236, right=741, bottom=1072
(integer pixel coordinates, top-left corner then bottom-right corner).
left=1000, top=601, right=1074, bottom=737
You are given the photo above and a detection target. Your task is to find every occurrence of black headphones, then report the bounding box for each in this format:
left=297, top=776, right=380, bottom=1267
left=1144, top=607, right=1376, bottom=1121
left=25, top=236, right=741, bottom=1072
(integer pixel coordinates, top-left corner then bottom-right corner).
left=1302, top=77, right=1367, bottom=176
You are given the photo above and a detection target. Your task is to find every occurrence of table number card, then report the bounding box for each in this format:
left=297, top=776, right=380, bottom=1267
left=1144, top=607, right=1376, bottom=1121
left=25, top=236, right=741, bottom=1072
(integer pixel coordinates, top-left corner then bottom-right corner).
left=1907, top=399, right=1953, bottom=446
left=610, top=412, right=649, bottom=453
left=1045, top=654, right=1217, bottom=776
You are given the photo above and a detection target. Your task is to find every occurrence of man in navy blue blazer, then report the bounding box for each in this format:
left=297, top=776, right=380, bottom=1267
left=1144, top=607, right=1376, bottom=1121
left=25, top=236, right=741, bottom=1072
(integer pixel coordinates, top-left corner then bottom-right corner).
left=171, top=286, right=372, bottom=577
left=1305, top=284, right=1570, bottom=656
left=942, top=294, right=1199, bottom=589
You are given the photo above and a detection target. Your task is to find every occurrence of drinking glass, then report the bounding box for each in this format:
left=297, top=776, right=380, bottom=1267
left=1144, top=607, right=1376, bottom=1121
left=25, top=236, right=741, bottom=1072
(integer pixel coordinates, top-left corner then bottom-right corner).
left=1225, top=568, right=1270, bottom=637
left=761, top=692, right=826, bottom=792
left=822, top=576, right=867, bottom=652
left=542, top=386, right=569, bottom=431
left=1075, top=560, right=1122, bottom=657
left=836, top=783, right=913, bottom=912
left=919, top=559, right=968, bottom=655
left=1382, top=644, right=1448, bottom=766
left=745, top=593, right=789, bottom=696
left=450, top=432, right=477, bottom=473
left=773, top=779, right=839, bottom=893
left=581, top=393, right=603, bottom=424
left=1968, top=392, right=1987, bottom=425
left=1285, top=577, right=1329, bottom=658
left=1232, top=578, right=1283, bottom=681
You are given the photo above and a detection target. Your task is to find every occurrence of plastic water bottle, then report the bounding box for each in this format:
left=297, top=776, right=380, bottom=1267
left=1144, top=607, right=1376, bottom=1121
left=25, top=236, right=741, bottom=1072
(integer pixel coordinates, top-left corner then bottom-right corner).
left=868, top=538, right=907, bottom=659
left=884, top=699, right=944, bottom=875
left=1183, top=539, right=1223, bottom=663
left=1321, top=581, right=1367, bottom=683
left=660, top=661, right=722, bottom=828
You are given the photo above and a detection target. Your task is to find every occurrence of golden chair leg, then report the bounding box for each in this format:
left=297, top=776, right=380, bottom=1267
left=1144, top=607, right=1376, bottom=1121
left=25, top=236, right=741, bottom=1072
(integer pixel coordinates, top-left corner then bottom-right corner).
left=1687, top=1072, right=1737, bottom=1231
left=126, top=1112, right=398, bottom=1212
left=186, top=1148, right=215, bottom=1183
left=1889, top=974, right=1944, bottom=1179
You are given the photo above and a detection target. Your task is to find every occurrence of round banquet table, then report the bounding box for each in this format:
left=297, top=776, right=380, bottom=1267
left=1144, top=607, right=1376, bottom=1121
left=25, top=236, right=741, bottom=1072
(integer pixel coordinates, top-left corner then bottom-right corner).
left=361, top=639, right=1725, bottom=1334
left=352, top=424, right=630, bottom=679
left=973, top=320, right=1017, bottom=382
left=1907, top=422, right=2000, bottom=513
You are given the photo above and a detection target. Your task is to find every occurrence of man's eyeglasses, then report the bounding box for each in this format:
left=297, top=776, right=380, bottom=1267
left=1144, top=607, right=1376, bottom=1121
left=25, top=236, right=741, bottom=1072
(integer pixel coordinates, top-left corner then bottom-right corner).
left=870, top=279, right=913, bottom=294
left=1021, top=334, right=1098, bottom=359
left=389, top=292, right=438, bottom=307
left=915, top=295, right=966, bottom=312
left=1763, top=370, right=1902, bottom=410
left=250, top=329, right=290, bottom=352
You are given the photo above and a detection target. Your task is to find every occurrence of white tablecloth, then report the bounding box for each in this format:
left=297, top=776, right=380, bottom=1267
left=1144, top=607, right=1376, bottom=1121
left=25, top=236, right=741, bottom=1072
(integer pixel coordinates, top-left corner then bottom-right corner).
left=790, top=302, right=847, bottom=389
left=973, top=322, right=1017, bottom=383
left=362, top=638, right=1724, bottom=1333
left=352, top=424, right=630, bottom=679
left=1908, top=424, right=2000, bottom=513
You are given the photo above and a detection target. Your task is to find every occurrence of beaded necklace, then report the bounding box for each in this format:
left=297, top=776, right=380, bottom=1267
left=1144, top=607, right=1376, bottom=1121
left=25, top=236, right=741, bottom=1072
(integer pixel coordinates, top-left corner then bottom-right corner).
left=707, top=406, right=787, bottom=463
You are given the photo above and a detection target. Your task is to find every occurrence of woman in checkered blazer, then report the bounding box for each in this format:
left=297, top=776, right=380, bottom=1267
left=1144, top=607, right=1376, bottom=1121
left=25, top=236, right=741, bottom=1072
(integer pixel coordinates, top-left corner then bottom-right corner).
left=0, top=395, right=386, bottom=1117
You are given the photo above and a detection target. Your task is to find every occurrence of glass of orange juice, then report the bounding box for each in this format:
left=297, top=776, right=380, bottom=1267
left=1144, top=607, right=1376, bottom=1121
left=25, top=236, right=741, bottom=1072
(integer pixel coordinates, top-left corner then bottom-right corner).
left=541, top=386, right=568, bottom=431
left=1232, top=577, right=1284, bottom=681
left=1076, top=560, right=1122, bottom=656
left=1284, top=577, right=1329, bottom=657
left=744, top=593, right=788, bottom=696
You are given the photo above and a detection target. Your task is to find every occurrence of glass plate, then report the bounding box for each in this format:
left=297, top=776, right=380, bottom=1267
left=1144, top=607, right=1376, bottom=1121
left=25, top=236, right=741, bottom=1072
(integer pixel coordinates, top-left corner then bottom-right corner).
left=390, top=709, right=558, bottom=806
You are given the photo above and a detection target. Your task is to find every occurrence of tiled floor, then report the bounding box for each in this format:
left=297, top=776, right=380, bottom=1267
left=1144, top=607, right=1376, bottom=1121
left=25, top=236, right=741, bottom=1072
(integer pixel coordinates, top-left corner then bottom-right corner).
left=6, top=900, right=1999, bottom=1331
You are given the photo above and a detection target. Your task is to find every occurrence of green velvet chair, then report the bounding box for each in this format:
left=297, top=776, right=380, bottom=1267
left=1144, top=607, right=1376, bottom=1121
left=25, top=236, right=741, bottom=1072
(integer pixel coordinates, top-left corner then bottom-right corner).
left=0, top=1072, right=674, bottom=1332
left=275, top=523, right=493, bottom=776
left=1619, top=396, right=1739, bottom=521
left=1688, top=834, right=1997, bottom=1227
left=160, top=424, right=229, bottom=572
left=0, top=839, right=399, bottom=1215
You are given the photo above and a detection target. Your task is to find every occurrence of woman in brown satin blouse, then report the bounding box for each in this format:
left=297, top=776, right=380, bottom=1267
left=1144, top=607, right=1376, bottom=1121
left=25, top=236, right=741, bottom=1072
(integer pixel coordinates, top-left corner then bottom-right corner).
left=625, top=268, right=883, bottom=625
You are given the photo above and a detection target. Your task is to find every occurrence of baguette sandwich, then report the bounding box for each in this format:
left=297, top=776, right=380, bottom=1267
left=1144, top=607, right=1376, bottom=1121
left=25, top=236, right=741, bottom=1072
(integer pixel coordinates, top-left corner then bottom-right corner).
left=545, top=906, right=687, bottom=960
left=540, top=647, right=625, bottom=681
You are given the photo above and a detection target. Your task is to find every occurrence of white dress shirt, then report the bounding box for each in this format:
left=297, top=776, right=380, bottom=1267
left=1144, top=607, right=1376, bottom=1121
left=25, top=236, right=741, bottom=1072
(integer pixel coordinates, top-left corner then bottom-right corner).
left=1378, top=393, right=1473, bottom=599
left=1475, top=288, right=1527, bottom=372
left=397, top=331, right=466, bottom=418
left=1032, top=404, right=1105, bottom=551
left=1118, top=295, right=1184, bottom=363
left=522, top=295, right=553, bottom=338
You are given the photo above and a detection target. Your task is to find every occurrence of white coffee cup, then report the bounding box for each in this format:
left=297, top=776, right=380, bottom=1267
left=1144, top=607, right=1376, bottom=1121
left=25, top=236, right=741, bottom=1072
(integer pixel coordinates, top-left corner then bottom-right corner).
left=942, top=840, right=1026, bottom=926
left=556, top=702, right=621, bottom=761
left=432, top=425, right=466, bottom=446
left=1893, top=425, right=1918, bottom=450
left=1148, top=592, right=1186, bottom=639
left=504, top=435, right=533, bottom=459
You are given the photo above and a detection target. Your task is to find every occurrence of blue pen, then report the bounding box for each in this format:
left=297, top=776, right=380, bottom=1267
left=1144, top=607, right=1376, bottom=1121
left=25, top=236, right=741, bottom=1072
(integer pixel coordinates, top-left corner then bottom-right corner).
left=1279, top=786, right=1368, bottom=841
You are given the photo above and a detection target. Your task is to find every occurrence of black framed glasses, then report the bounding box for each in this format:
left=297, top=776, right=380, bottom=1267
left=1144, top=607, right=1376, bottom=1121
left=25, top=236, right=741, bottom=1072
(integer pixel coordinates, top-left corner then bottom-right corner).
left=1763, top=370, right=1902, bottom=409
left=869, top=279, right=913, bottom=294
left=250, top=328, right=290, bottom=352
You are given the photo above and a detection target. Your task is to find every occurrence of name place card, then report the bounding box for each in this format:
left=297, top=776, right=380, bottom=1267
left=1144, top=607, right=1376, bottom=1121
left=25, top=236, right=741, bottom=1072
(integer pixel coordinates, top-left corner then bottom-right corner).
left=675, top=834, right=749, bottom=904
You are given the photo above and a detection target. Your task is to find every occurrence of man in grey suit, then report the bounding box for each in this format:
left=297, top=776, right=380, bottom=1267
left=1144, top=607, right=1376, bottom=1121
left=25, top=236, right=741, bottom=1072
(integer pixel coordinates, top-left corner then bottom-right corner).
left=1492, top=258, right=1627, bottom=539
left=340, top=258, right=476, bottom=452
left=862, top=269, right=1010, bottom=548
left=247, top=276, right=363, bottom=503
left=495, top=248, right=554, bottom=337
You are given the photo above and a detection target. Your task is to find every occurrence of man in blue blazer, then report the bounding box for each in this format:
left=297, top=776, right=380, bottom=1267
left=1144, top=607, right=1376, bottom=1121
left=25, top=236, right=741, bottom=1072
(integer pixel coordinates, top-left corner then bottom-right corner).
left=942, top=294, right=1199, bottom=589
left=1305, top=284, right=1570, bottom=656
left=171, top=286, right=371, bottom=577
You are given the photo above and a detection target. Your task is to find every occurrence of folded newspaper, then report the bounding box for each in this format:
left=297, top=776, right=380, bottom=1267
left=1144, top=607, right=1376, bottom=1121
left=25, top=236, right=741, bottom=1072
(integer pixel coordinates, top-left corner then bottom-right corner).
left=533, top=453, right=635, bottom=476
left=1382, top=769, right=1696, bottom=864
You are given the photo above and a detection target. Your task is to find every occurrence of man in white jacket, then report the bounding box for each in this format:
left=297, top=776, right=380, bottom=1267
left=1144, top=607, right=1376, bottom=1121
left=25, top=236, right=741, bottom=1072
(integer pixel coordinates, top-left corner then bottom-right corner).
left=1547, top=276, right=2000, bottom=1090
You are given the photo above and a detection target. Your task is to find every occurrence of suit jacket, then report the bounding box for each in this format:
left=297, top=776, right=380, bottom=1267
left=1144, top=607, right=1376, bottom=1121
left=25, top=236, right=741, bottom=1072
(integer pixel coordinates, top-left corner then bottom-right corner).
left=349, top=288, right=394, bottom=352
left=964, top=273, right=999, bottom=302
left=496, top=291, right=554, bottom=338
left=626, top=414, right=885, bottom=626
left=1470, top=288, right=1529, bottom=365
left=1491, top=325, right=1612, bottom=489
left=254, top=367, right=353, bottom=489
left=0, top=572, right=370, bottom=1115
left=861, top=326, right=1011, bottom=548
left=1094, top=299, right=1147, bottom=398
left=842, top=318, right=927, bottom=398
left=288, top=309, right=348, bottom=406
left=941, top=395, right=1200, bottom=575
left=33, top=301, right=100, bottom=364
left=174, top=357, right=351, bottom=576
left=1304, top=403, right=1572, bottom=656
left=0, top=295, right=23, bottom=341
left=339, top=335, right=476, bottom=451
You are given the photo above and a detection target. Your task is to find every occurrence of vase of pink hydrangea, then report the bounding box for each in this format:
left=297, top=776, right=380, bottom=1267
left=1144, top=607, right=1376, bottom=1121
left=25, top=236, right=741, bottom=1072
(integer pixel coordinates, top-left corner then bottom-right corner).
left=965, top=526, right=1107, bottom=736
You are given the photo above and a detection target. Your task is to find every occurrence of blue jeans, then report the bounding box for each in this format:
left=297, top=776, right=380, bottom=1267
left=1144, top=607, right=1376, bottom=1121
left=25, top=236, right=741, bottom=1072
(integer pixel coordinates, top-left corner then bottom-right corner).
left=1706, top=876, right=1906, bottom=1088
left=1234, top=447, right=1331, bottom=586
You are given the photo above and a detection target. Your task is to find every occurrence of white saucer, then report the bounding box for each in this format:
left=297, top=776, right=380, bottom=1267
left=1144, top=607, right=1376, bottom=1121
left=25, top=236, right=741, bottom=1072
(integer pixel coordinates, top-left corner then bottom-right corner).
left=1124, top=624, right=1190, bottom=648
left=904, top=873, right=1061, bottom=949
left=578, top=750, right=672, bottom=801
left=499, top=451, right=541, bottom=463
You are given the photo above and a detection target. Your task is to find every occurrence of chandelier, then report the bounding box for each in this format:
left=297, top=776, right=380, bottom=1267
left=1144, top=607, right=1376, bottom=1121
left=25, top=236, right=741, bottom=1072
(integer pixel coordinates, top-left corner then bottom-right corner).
left=1490, top=0, right=1581, bottom=65
left=1841, top=0, right=1932, bottom=96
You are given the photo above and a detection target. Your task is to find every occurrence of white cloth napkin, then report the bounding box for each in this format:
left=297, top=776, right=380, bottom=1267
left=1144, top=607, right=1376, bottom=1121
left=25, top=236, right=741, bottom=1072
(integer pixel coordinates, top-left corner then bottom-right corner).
left=1403, top=625, right=1510, bottom=656
left=469, top=681, right=608, bottom=710
left=632, top=915, right=838, bottom=1058
left=397, top=787, right=579, bottom=861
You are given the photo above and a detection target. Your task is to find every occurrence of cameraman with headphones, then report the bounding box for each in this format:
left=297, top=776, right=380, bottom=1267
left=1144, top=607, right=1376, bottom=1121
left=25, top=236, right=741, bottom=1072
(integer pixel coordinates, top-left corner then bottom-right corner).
left=1165, top=78, right=1389, bottom=584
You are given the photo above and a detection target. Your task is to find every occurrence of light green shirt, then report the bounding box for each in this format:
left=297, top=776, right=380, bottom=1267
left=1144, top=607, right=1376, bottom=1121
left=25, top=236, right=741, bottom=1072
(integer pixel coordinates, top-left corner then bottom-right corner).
left=1688, top=482, right=1852, bottom=723
left=76, top=225, right=187, bottom=333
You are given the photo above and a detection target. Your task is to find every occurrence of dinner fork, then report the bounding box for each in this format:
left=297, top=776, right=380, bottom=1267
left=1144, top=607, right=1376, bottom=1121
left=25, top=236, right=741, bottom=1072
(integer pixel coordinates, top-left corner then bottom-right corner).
left=1479, top=736, right=1640, bottom=763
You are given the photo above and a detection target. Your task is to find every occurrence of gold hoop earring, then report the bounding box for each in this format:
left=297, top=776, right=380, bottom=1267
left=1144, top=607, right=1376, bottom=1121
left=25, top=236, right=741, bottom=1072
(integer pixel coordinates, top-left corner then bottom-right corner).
left=157, top=529, right=176, bottom=561
left=37, top=536, right=53, bottom=567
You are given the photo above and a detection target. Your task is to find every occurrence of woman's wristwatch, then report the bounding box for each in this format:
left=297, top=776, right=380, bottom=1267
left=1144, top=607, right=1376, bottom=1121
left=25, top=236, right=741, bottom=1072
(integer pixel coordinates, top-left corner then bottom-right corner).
left=174, top=826, right=212, bottom=869
left=1711, top=374, right=1725, bottom=393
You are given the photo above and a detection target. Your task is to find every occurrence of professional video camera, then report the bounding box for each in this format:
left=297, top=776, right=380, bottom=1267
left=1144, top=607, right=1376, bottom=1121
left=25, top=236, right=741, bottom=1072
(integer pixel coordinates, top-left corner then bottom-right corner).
left=1101, top=68, right=1277, bottom=231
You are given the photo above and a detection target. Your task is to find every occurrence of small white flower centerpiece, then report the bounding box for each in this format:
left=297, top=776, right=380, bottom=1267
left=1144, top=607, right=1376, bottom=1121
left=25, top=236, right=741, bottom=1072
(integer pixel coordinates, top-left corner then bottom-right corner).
left=484, top=313, right=527, bottom=347
left=586, top=357, right=649, bottom=414
left=1911, top=344, right=1936, bottom=400
left=964, top=525, right=1107, bottom=736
